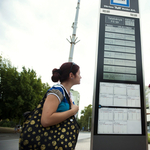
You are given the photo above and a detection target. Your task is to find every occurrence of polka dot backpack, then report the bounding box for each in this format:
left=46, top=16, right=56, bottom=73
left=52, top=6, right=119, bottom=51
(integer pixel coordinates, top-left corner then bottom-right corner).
left=19, top=88, right=79, bottom=150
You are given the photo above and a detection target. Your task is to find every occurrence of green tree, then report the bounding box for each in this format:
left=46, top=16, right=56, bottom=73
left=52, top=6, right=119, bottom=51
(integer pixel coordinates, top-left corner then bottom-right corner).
left=42, top=82, right=51, bottom=96
left=0, top=55, right=50, bottom=124
left=78, top=104, right=92, bottom=130
left=0, top=59, right=20, bottom=120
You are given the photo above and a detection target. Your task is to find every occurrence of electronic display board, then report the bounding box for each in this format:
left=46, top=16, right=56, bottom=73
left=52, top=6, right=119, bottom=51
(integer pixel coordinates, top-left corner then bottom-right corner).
left=91, top=0, right=148, bottom=150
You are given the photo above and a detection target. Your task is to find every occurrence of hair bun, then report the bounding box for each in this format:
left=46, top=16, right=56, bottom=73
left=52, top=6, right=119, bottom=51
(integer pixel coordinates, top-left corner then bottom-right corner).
left=51, top=68, right=61, bottom=82
left=57, top=69, right=62, bottom=75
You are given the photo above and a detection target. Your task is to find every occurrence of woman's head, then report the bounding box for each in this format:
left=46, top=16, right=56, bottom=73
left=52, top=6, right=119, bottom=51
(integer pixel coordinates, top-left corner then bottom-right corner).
left=51, top=62, right=80, bottom=83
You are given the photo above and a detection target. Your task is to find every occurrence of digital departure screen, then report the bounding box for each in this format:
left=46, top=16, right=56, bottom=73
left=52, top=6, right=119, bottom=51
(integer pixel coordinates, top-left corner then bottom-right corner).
left=103, top=15, right=137, bottom=82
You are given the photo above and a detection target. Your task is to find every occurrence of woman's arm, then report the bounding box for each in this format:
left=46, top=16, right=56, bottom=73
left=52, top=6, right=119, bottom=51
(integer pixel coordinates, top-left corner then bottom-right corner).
left=41, top=94, right=79, bottom=127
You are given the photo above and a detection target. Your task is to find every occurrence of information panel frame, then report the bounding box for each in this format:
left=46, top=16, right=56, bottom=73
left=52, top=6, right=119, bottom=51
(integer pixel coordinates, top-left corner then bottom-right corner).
left=91, top=0, right=147, bottom=149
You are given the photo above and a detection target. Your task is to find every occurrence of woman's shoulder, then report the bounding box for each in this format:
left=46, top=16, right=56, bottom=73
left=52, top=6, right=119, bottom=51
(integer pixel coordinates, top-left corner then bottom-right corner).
left=47, top=84, right=65, bottom=96
left=46, top=84, right=65, bottom=102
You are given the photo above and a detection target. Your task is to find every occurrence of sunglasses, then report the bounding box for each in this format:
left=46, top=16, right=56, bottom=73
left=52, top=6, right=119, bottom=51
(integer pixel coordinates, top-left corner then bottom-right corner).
left=69, top=62, right=75, bottom=73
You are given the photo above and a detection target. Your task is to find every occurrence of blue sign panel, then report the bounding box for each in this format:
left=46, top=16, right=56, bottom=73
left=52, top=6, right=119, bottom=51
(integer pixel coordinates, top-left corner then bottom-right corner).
left=110, top=0, right=130, bottom=7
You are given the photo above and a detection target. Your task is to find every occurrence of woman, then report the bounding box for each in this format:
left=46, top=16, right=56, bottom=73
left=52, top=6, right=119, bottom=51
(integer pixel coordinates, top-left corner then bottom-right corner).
left=19, top=62, right=81, bottom=150
left=41, top=62, right=81, bottom=127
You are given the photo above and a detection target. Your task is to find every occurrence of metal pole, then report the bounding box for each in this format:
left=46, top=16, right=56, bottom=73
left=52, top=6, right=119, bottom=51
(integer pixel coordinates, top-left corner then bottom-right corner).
left=67, top=0, right=80, bottom=62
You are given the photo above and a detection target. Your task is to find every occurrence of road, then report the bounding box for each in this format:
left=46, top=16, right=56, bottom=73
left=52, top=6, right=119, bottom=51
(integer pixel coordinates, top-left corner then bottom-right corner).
left=0, top=132, right=91, bottom=150
left=1, top=132, right=150, bottom=150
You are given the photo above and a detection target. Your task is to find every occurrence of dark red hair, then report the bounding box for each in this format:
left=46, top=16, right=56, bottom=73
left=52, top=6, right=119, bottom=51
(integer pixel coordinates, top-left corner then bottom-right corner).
left=51, top=62, right=79, bottom=83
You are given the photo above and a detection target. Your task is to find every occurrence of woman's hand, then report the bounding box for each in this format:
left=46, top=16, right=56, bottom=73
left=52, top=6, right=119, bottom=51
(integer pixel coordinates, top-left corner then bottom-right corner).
left=70, top=99, right=79, bottom=115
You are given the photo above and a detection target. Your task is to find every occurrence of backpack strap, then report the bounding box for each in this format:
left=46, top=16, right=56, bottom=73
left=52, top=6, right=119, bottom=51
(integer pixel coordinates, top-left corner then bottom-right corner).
left=61, top=86, right=71, bottom=109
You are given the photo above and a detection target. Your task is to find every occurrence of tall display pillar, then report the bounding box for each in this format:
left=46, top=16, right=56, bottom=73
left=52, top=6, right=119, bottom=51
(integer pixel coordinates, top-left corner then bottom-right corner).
left=91, top=0, right=148, bottom=150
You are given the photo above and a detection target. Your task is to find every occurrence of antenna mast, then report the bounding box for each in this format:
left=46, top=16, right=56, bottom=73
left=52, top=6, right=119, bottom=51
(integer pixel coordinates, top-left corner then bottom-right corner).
left=67, top=0, right=80, bottom=62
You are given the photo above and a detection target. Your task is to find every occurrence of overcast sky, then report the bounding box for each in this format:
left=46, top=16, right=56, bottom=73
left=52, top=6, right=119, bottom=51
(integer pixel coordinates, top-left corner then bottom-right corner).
left=0, top=0, right=150, bottom=117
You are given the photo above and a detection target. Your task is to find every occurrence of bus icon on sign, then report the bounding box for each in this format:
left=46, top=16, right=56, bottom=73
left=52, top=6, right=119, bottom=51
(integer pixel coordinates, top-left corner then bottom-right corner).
left=110, top=0, right=130, bottom=7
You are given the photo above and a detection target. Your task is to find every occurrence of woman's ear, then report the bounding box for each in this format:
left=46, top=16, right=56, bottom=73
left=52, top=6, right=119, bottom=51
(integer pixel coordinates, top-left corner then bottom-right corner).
left=69, top=72, right=74, bottom=79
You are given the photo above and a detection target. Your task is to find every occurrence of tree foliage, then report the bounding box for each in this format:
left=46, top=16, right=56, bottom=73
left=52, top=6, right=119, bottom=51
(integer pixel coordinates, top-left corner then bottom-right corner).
left=78, top=104, right=92, bottom=130
left=0, top=55, right=50, bottom=124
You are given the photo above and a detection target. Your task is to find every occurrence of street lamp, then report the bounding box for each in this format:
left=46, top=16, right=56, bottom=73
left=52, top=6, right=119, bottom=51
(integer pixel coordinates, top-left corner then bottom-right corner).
left=67, top=0, right=80, bottom=62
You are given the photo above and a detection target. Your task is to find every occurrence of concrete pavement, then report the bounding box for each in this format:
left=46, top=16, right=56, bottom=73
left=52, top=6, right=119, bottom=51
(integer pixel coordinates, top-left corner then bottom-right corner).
left=0, top=127, right=150, bottom=150
left=76, top=138, right=90, bottom=150
left=0, top=133, right=149, bottom=150
left=0, top=132, right=91, bottom=150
